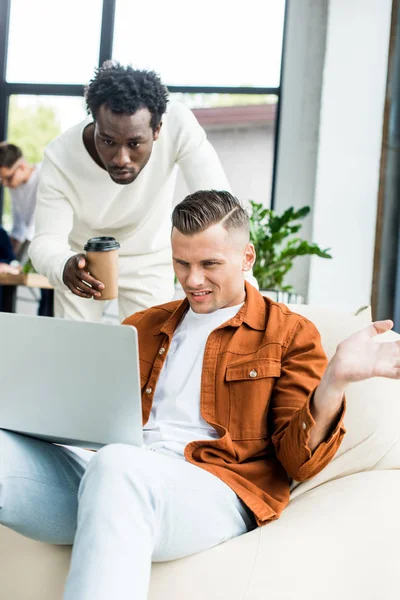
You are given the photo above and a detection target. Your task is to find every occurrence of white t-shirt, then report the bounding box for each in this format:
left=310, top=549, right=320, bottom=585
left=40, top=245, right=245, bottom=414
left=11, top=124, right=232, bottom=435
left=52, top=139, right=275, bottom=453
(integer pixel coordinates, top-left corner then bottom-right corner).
left=10, top=165, right=41, bottom=243
left=29, top=101, right=231, bottom=289
left=144, top=303, right=243, bottom=458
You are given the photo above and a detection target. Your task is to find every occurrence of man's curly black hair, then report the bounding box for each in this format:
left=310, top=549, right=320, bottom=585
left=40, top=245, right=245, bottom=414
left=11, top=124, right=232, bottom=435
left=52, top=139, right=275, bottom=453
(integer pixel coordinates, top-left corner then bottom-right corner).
left=85, top=61, right=169, bottom=131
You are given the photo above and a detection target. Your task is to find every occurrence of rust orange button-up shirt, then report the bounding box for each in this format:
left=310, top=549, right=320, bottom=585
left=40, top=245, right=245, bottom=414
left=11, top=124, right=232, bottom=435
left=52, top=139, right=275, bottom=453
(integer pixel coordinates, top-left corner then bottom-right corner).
left=123, top=282, right=346, bottom=526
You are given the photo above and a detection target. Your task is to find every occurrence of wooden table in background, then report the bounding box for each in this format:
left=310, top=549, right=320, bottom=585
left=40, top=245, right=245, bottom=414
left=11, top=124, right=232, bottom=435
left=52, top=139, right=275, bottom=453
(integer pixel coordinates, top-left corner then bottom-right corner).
left=0, top=272, right=54, bottom=315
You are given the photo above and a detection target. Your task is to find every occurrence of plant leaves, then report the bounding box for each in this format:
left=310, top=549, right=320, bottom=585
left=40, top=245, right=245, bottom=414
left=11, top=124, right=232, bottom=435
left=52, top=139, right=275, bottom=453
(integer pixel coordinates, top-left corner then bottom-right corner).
left=249, top=201, right=331, bottom=291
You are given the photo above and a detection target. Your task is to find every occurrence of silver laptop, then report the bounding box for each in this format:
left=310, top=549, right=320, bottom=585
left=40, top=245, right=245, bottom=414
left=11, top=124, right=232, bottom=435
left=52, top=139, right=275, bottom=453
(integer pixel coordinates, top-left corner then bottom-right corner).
left=0, top=312, right=143, bottom=449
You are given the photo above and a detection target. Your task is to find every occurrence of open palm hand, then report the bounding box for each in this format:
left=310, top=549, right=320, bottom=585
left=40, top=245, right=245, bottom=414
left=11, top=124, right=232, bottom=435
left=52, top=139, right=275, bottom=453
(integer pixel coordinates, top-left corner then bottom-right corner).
left=332, top=320, right=400, bottom=384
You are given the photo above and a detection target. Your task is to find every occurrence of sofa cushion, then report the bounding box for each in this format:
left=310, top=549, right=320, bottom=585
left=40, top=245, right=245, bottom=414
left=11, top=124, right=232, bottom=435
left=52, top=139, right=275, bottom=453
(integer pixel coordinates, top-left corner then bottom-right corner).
left=150, top=471, right=400, bottom=600
left=244, top=471, right=400, bottom=600
left=3, top=471, right=398, bottom=600
left=285, top=307, right=400, bottom=496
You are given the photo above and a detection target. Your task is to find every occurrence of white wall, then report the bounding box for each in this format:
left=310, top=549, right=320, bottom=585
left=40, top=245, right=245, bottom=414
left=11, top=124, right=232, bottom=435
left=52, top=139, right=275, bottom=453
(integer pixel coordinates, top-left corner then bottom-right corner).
left=308, top=0, right=392, bottom=309
left=273, top=0, right=330, bottom=297
left=275, top=0, right=392, bottom=310
left=173, top=124, right=275, bottom=208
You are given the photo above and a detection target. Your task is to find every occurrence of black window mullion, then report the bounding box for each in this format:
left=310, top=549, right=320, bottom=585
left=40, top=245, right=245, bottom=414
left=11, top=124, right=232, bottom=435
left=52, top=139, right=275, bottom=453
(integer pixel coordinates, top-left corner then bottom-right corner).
left=269, top=0, right=289, bottom=210
left=0, top=0, right=11, bottom=222
left=167, top=86, right=279, bottom=95
left=98, top=0, right=116, bottom=66
left=4, top=83, right=85, bottom=96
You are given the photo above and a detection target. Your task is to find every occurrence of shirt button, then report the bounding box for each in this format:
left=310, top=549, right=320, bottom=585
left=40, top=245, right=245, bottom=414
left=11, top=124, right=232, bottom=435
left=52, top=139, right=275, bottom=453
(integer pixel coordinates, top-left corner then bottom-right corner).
left=145, top=387, right=153, bottom=395
left=249, top=369, right=258, bottom=378
left=302, top=421, right=307, bottom=430
left=159, top=347, right=165, bottom=355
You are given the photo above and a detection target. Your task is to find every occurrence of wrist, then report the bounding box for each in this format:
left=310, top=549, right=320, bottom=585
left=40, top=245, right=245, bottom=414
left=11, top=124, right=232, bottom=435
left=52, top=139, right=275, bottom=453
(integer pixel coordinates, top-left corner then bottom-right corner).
left=321, top=357, right=349, bottom=393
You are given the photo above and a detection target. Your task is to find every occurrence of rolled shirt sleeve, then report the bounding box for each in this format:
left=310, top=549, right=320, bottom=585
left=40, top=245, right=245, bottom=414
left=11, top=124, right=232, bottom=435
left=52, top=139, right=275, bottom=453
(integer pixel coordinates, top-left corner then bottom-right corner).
left=271, top=318, right=346, bottom=482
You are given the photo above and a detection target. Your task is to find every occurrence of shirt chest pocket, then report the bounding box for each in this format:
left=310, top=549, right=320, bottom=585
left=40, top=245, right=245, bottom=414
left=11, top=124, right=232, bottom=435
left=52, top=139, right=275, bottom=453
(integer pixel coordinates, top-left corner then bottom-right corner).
left=225, top=358, right=281, bottom=440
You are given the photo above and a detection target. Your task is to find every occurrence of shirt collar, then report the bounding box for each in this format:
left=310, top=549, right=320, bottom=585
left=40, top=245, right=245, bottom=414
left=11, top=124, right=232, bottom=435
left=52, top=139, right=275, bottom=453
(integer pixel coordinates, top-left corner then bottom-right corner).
left=156, top=280, right=267, bottom=337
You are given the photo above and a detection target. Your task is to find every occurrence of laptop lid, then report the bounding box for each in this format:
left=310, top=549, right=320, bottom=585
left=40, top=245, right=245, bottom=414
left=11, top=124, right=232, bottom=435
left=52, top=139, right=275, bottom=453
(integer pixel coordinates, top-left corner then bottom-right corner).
left=0, top=312, right=143, bottom=449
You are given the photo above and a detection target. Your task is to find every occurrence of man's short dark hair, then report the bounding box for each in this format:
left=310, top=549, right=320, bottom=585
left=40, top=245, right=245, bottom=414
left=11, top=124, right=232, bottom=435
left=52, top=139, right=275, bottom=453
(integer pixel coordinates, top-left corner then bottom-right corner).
left=85, top=61, right=169, bottom=131
left=172, top=190, right=250, bottom=237
left=0, top=142, right=22, bottom=168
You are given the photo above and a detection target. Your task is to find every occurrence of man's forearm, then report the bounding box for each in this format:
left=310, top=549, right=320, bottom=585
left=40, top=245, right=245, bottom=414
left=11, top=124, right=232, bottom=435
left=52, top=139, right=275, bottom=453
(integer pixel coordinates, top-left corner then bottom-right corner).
left=308, top=362, right=346, bottom=452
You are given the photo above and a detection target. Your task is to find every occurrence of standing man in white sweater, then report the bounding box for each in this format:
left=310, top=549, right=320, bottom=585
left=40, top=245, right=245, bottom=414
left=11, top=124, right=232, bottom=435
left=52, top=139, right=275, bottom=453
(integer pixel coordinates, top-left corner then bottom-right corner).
left=29, top=62, right=233, bottom=322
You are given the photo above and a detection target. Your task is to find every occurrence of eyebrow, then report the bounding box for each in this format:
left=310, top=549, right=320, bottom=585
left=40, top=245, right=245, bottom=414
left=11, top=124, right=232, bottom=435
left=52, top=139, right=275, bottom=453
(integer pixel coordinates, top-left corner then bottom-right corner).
left=99, top=131, right=146, bottom=142
left=173, top=257, right=224, bottom=264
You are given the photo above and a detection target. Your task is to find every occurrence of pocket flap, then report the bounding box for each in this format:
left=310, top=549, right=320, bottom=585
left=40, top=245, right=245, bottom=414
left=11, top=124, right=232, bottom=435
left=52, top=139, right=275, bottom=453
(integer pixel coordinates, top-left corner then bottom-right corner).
left=226, top=358, right=281, bottom=382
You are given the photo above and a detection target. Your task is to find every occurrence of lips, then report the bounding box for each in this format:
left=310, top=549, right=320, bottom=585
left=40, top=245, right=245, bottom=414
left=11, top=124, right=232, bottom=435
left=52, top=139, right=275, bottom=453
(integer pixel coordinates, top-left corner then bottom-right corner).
left=188, top=291, right=212, bottom=300
left=111, top=170, right=132, bottom=178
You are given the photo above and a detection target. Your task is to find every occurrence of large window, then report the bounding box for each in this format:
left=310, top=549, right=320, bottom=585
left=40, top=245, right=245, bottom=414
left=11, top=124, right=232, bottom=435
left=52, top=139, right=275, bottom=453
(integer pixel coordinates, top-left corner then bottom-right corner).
left=113, top=0, right=285, bottom=88
left=6, top=0, right=103, bottom=84
left=112, top=0, right=285, bottom=206
left=0, top=0, right=286, bottom=222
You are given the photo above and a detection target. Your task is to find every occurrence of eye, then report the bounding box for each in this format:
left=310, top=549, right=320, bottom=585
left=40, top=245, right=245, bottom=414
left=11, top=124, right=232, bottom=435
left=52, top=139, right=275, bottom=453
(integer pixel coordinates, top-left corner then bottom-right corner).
left=129, top=142, right=141, bottom=149
left=203, top=262, right=218, bottom=267
left=103, top=139, right=114, bottom=146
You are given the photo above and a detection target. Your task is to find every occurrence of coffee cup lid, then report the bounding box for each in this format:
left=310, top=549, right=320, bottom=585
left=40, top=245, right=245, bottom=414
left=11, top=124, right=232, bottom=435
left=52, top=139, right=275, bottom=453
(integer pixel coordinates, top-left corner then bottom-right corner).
left=84, top=236, right=121, bottom=252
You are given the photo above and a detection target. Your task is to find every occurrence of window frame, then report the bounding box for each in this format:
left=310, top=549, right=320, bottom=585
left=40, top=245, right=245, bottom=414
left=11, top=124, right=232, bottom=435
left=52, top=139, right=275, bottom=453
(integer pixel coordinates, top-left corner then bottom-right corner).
left=0, top=0, right=287, bottom=220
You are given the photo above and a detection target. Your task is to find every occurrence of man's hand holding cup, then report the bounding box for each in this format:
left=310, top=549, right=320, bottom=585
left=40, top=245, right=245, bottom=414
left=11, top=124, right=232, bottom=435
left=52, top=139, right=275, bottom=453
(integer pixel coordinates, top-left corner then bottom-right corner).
left=62, top=237, right=120, bottom=300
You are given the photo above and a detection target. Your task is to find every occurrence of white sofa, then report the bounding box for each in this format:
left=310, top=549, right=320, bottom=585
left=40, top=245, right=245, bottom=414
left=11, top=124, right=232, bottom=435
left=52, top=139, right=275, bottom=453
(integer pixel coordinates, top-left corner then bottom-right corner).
left=1, top=305, right=400, bottom=600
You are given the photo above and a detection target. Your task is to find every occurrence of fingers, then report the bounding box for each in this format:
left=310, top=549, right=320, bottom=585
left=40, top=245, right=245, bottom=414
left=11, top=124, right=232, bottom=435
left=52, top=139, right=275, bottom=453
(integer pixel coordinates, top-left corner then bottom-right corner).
left=76, top=256, right=86, bottom=270
left=377, top=366, right=400, bottom=380
left=71, top=272, right=104, bottom=298
left=371, top=320, right=394, bottom=335
left=76, top=268, right=104, bottom=292
left=0, top=264, right=19, bottom=275
left=63, top=254, right=105, bottom=299
left=349, top=319, right=394, bottom=342
left=72, top=286, right=93, bottom=299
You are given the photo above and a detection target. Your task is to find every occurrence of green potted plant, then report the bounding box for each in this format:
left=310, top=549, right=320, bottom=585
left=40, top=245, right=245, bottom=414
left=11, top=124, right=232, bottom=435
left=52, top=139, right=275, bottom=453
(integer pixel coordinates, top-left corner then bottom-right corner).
left=248, top=200, right=332, bottom=302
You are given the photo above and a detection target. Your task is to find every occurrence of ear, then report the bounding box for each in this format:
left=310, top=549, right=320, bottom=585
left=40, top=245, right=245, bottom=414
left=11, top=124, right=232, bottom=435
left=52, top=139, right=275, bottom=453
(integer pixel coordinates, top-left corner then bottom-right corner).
left=242, top=243, right=256, bottom=272
left=153, top=120, right=163, bottom=141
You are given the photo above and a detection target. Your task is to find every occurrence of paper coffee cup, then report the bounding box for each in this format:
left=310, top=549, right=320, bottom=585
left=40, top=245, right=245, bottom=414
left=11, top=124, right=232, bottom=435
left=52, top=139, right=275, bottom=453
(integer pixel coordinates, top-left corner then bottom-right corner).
left=84, top=236, right=120, bottom=301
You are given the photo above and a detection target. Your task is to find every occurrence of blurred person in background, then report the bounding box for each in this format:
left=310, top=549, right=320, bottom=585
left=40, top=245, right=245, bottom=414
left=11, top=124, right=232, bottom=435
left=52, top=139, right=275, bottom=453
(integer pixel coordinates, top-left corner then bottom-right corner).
left=0, top=143, right=52, bottom=315
left=0, top=225, right=20, bottom=311
left=0, top=142, right=40, bottom=260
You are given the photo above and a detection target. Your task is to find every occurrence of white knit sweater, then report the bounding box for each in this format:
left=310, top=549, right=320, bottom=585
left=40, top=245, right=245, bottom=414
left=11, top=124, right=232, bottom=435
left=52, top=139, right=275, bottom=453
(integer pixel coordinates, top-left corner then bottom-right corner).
left=30, top=101, right=231, bottom=289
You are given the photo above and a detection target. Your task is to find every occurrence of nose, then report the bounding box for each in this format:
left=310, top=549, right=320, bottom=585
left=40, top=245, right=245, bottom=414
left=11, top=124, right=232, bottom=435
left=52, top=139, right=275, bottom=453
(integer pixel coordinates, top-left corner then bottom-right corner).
left=113, top=146, right=131, bottom=168
left=186, top=267, right=205, bottom=289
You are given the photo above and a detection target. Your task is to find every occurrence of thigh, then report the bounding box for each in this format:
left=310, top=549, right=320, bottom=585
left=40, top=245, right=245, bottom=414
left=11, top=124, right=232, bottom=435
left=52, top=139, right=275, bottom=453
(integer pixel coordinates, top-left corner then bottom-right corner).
left=0, top=430, right=92, bottom=544
left=150, top=453, right=254, bottom=562
left=54, top=288, right=104, bottom=322
left=88, top=445, right=253, bottom=562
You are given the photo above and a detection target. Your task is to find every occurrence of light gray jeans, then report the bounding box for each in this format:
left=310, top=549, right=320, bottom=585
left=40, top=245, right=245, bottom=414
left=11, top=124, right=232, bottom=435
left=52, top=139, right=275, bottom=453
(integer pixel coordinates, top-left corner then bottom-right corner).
left=0, top=429, right=254, bottom=599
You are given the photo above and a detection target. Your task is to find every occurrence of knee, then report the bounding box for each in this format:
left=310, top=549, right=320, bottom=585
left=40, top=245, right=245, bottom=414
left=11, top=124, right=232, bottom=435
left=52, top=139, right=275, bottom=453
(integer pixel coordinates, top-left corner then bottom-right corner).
left=87, top=443, right=134, bottom=473
left=0, top=429, right=22, bottom=478
left=82, top=444, right=147, bottom=487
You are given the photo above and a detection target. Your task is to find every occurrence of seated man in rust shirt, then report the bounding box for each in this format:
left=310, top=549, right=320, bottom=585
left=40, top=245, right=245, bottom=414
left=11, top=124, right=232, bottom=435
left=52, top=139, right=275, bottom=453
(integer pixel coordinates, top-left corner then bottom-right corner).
left=2, top=190, right=400, bottom=600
